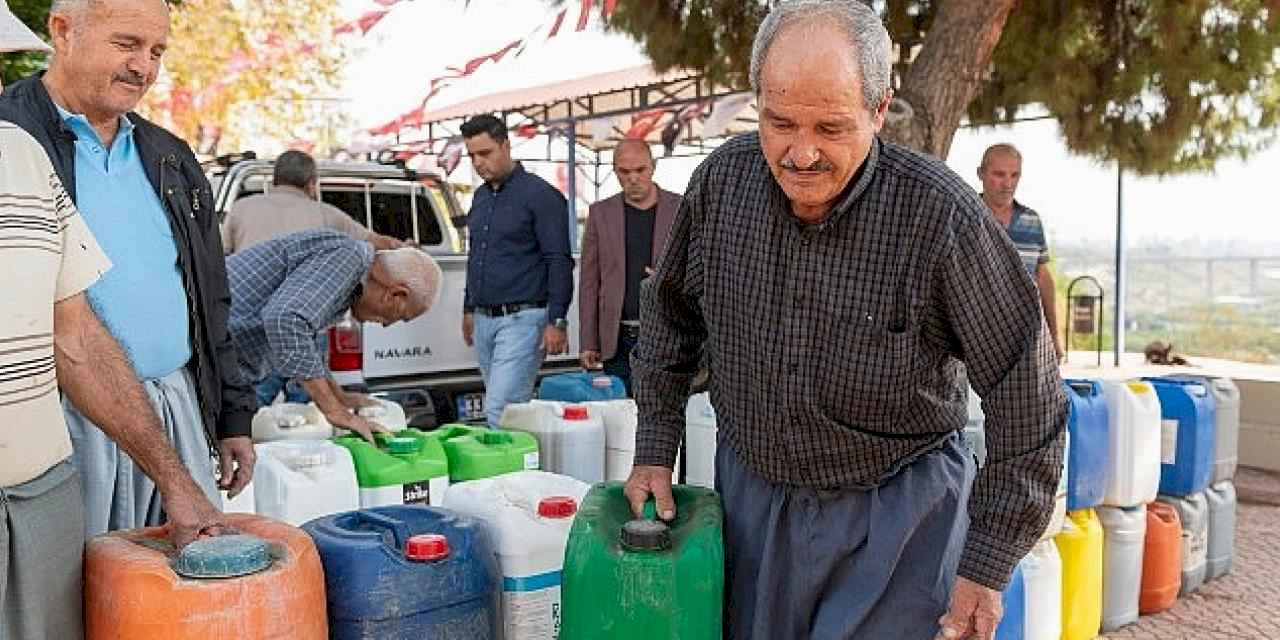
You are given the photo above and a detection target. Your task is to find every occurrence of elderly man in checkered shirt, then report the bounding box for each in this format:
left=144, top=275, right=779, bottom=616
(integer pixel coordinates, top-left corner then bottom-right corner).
left=624, top=2, right=1068, bottom=639
left=226, top=229, right=443, bottom=442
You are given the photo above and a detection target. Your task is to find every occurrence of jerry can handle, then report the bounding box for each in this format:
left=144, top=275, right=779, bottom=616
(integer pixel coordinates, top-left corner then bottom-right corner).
left=351, top=510, right=412, bottom=549
left=641, top=499, right=657, bottom=520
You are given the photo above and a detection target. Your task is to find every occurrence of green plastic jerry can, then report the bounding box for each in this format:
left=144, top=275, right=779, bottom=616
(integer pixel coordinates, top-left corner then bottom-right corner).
left=334, top=429, right=450, bottom=507
left=428, top=424, right=540, bottom=482
left=561, top=483, right=723, bottom=639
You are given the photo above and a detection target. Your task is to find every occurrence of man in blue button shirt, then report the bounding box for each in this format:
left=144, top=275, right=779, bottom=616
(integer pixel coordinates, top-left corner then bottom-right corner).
left=460, top=115, right=574, bottom=427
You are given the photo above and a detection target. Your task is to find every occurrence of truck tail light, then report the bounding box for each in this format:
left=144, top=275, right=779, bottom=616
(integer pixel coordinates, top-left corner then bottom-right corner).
left=329, top=315, right=362, bottom=372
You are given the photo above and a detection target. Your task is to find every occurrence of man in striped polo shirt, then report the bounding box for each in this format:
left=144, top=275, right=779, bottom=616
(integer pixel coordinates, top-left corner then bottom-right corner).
left=979, top=143, right=1064, bottom=361
left=0, top=6, right=226, bottom=637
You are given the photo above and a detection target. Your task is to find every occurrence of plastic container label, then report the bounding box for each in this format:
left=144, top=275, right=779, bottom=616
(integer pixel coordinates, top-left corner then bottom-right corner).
left=524, top=451, right=540, bottom=470
left=1161, top=419, right=1178, bottom=464
left=359, top=476, right=449, bottom=508
left=503, top=571, right=562, bottom=638
left=1186, top=527, right=1208, bottom=565
left=403, top=481, right=432, bottom=505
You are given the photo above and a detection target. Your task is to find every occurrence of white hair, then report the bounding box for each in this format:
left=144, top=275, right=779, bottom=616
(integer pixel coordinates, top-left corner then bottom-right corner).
left=376, top=248, right=443, bottom=317
left=49, top=0, right=91, bottom=15
left=749, top=0, right=893, bottom=112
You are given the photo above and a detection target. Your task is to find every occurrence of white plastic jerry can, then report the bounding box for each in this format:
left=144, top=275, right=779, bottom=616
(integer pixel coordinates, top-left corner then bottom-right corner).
left=252, top=440, right=360, bottom=526
left=684, top=393, right=717, bottom=489
left=443, top=470, right=591, bottom=640
left=251, top=403, right=334, bottom=442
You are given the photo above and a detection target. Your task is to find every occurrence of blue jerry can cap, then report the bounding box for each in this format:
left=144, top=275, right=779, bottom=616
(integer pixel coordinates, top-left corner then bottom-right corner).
left=172, top=534, right=273, bottom=579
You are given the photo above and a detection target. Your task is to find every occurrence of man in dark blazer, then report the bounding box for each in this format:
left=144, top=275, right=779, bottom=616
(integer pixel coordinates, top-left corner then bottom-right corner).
left=578, top=140, right=682, bottom=396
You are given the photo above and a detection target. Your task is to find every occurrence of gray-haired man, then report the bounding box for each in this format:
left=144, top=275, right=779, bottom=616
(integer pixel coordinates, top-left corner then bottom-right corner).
left=226, top=229, right=443, bottom=441
left=0, top=0, right=260, bottom=539
left=624, top=2, right=1067, bottom=638
left=1, top=5, right=226, bottom=638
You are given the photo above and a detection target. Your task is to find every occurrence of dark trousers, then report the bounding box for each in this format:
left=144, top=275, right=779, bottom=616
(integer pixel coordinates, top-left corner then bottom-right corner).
left=717, top=432, right=975, bottom=639
left=602, top=325, right=639, bottom=397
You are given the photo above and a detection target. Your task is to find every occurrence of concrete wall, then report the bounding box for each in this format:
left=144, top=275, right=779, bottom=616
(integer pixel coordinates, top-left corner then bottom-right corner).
left=1237, top=379, right=1280, bottom=472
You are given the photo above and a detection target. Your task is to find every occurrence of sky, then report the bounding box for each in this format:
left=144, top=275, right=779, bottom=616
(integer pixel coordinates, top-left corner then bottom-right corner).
left=337, top=0, right=1280, bottom=256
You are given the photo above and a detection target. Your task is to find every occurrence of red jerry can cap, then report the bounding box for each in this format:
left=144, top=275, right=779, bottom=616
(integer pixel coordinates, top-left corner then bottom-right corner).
left=405, top=534, right=450, bottom=562
left=538, top=496, right=579, bottom=519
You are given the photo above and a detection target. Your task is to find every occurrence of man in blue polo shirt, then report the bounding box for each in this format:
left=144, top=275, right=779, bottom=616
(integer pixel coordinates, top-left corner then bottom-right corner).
left=979, top=143, right=1063, bottom=361
left=0, top=0, right=258, bottom=536
left=460, top=114, right=574, bottom=427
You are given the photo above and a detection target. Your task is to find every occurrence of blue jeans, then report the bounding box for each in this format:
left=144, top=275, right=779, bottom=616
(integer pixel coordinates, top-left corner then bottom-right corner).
left=255, top=375, right=311, bottom=407
left=254, top=333, right=327, bottom=407
left=602, top=327, right=638, bottom=397
left=474, top=307, right=547, bottom=427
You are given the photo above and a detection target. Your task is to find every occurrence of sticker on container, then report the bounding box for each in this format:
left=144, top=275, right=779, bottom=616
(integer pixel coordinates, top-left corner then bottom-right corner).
left=1161, top=419, right=1179, bottom=465
left=524, top=451, right=540, bottom=470
left=1188, top=527, right=1208, bottom=561
left=503, top=572, right=561, bottom=639
left=403, top=480, right=432, bottom=505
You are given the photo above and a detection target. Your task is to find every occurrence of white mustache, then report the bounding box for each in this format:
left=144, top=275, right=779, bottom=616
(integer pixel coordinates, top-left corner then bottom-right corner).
left=781, top=159, right=833, bottom=172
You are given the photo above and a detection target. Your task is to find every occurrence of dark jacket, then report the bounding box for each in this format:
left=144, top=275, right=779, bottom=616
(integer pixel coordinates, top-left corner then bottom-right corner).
left=0, top=73, right=255, bottom=444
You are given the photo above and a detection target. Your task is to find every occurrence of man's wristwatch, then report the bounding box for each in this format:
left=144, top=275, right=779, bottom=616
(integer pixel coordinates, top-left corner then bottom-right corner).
left=552, top=318, right=569, bottom=330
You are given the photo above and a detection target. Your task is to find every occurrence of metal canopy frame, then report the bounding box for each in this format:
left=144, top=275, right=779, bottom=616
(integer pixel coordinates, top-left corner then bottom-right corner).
left=381, top=68, right=757, bottom=211
left=375, top=68, right=757, bottom=244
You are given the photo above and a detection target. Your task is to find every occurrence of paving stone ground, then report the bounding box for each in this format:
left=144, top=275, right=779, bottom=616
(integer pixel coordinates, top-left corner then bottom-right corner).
left=1100, top=467, right=1280, bottom=640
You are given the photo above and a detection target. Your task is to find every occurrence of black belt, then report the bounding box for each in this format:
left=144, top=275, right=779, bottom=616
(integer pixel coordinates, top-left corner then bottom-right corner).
left=474, top=301, right=546, bottom=317
left=620, top=323, right=641, bottom=338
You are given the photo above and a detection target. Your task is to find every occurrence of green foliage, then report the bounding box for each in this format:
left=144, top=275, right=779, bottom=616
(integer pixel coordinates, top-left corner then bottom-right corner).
left=597, top=0, right=770, bottom=90
left=1, top=0, right=51, bottom=85
left=1, top=0, right=188, bottom=85
left=1127, top=304, right=1280, bottom=363
left=543, top=0, right=1280, bottom=175
left=971, top=0, right=1280, bottom=176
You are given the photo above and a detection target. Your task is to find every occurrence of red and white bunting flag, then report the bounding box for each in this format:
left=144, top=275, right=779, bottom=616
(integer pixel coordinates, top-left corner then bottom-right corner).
left=334, top=9, right=389, bottom=36
left=576, top=0, right=594, bottom=31
left=547, top=9, right=567, bottom=39
left=370, top=0, right=625, bottom=136
left=625, top=109, right=668, bottom=139
left=438, top=138, right=466, bottom=176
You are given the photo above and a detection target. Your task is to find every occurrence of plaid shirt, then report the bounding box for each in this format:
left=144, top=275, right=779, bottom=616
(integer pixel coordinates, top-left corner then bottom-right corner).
left=632, top=134, right=1068, bottom=590
left=226, top=229, right=373, bottom=385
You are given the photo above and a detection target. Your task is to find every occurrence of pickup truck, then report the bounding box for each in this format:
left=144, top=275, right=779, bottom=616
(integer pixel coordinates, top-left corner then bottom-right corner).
left=211, top=157, right=583, bottom=425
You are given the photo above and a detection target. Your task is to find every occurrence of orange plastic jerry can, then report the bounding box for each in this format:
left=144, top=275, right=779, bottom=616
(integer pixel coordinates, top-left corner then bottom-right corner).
left=85, top=513, right=327, bottom=639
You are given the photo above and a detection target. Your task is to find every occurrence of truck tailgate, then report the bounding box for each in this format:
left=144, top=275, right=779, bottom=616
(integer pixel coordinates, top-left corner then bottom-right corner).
left=359, top=254, right=582, bottom=379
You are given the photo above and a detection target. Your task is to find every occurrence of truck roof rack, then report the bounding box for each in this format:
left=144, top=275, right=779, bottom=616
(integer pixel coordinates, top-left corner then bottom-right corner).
left=203, top=151, right=258, bottom=174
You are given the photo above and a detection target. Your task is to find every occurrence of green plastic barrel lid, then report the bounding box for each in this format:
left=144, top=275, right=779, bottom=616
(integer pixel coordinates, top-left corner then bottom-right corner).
left=621, top=519, right=671, bottom=552
left=171, top=534, right=273, bottom=579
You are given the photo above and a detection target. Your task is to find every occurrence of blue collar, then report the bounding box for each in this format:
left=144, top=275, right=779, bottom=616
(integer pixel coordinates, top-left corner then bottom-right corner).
left=54, top=103, right=134, bottom=145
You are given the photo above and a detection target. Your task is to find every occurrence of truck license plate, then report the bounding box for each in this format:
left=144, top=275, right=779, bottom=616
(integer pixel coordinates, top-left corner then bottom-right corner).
left=456, top=393, right=485, bottom=422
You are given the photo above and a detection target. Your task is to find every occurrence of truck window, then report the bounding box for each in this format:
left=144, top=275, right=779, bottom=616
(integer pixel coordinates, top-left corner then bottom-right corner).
left=369, top=190, right=444, bottom=247
left=318, top=186, right=444, bottom=247
left=319, top=189, right=371, bottom=228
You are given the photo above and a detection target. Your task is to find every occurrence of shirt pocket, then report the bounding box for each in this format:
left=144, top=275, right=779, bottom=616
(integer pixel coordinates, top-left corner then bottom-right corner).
left=819, top=308, right=920, bottom=432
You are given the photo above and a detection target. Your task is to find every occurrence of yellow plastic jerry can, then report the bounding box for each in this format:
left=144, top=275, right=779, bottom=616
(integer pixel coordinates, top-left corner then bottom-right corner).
left=1055, top=508, right=1103, bottom=640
